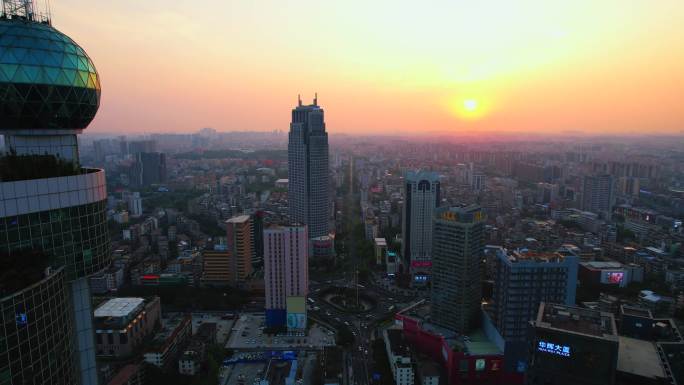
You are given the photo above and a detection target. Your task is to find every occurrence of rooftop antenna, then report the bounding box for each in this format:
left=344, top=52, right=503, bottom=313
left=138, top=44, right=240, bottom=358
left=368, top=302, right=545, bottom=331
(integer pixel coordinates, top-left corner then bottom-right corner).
left=313, top=92, right=318, bottom=106
left=1, top=0, right=50, bottom=23
left=298, top=94, right=302, bottom=107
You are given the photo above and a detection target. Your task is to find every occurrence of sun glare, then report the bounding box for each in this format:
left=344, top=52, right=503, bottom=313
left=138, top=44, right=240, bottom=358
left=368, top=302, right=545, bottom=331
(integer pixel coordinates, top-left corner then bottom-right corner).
left=448, top=96, right=489, bottom=121
left=464, top=99, right=478, bottom=111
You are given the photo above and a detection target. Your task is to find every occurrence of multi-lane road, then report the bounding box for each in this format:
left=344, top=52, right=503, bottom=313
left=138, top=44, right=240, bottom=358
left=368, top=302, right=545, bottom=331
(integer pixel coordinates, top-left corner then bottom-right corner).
left=308, top=277, right=424, bottom=385
left=306, top=155, right=425, bottom=385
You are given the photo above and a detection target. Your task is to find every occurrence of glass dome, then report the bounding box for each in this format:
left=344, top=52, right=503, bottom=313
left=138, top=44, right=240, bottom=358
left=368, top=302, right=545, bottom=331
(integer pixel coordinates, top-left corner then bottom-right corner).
left=0, top=19, right=101, bottom=130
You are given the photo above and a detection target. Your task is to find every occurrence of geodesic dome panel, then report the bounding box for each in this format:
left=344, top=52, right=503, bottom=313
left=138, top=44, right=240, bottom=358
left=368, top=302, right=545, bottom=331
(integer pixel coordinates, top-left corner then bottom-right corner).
left=0, top=19, right=101, bottom=130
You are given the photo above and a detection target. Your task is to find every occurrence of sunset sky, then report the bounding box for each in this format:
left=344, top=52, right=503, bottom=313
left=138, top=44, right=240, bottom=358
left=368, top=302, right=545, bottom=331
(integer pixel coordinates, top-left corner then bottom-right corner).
left=54, top=0, right=684, bottom=136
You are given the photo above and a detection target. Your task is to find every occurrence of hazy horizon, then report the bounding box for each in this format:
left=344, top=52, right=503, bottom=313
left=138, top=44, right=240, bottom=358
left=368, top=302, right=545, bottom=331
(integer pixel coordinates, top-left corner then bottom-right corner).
left=54, top=0, right=684, bottom=136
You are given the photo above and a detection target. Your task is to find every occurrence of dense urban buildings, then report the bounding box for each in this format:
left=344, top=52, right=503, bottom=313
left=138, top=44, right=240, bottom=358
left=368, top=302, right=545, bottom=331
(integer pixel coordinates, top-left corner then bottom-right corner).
left=401, top=170, right=440, bottom=280
left=0, top=7, right=108, bottom=385
left=431, top=205, right=485, bottom=334
left=287, top=95, right=329, bottom=239
left=2, top=2, right=684, bottom=385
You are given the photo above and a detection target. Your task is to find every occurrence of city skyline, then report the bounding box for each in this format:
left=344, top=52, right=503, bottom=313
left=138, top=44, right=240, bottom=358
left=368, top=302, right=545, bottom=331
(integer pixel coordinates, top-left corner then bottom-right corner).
left=2, top=2, right=684, bottom=385
left=51, top=0, right=684, bottom=136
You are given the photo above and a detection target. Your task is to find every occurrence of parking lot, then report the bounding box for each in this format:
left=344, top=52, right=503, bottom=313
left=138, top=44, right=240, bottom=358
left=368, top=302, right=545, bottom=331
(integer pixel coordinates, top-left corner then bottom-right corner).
left=225, top=313, right=335, bottom=350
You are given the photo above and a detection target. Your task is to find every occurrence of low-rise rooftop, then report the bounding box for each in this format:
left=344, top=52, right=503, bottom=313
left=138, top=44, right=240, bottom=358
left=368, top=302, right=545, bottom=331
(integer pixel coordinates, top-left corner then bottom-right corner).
left=617, top=337, right=665, bottom=381
left=536, top=303, right=617, bottom=339
left=94, top=297, right=145, bottom=319
left=506, top=251, right=570, bottom=264
left=581, top=261, right=624, bottom=270
left=621, top=305, right=652, bottom=318
left=226, top=215, right=250, bottom=224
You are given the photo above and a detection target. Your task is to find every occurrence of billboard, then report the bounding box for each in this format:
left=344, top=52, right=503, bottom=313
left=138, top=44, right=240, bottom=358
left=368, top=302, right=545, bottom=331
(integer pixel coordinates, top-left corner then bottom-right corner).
left=600, top=271, right=626, bottom=286
left=286, top=296, right=307, bottom=330
left=411, top=261, right=432, bottom=268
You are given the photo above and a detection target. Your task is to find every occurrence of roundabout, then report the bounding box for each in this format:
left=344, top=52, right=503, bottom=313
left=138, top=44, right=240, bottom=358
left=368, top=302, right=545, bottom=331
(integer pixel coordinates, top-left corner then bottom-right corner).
left=319, top=286, right=378, bottom=313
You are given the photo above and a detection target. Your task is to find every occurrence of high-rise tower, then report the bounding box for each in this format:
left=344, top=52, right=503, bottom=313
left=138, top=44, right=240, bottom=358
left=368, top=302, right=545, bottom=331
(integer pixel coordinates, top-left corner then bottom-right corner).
left=1, top=3, right=108, bottom=384
left=288, top=95, right=329, bottom=239
left=581, top=174, right=615, bottom=217
left=401, top=171, right=440, bottom=279
left=430, top=205, right=485, bottom=334
left=263, top=225, right=308, bottom=329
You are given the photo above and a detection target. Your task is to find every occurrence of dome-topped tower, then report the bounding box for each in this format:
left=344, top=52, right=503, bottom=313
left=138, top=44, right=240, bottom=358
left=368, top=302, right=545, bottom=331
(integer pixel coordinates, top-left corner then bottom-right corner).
left=0, top=4, right=109, bottom=384
left=0, top=3, right=100, bottom=160
left=0, top=19, right=101, bottom=130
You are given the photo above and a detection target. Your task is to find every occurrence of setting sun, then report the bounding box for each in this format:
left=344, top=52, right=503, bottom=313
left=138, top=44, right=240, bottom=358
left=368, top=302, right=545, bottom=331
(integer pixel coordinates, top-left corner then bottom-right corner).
left=447, top=96, right=490, bottom=121
left=48, top=0, right=684, bottom=135
left=464, top=99, right=478, bottom=112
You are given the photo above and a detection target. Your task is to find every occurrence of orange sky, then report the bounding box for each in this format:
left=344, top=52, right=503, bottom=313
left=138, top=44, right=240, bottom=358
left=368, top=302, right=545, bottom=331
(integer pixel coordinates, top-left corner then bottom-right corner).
left=54, top=0, right=684, bottom=136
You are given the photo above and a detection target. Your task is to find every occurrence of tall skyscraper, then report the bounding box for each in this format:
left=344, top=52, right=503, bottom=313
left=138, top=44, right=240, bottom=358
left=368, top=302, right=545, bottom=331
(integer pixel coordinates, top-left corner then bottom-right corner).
left=263, top=225, right=308, bottom=328
left=0, top=4, right=109, bottom=384
left=401, top=171, right=440, bottom=277
left=431, top=205, right=485, bottom=334
left=132, top=152, right=167, bottom=187
left=288, top=95, right=329, bottom=239
left=581, top=174, right=615, bottom=217
left=488, top=250, right=578, bottom=372
left=226, top=215, right=254, bottom=284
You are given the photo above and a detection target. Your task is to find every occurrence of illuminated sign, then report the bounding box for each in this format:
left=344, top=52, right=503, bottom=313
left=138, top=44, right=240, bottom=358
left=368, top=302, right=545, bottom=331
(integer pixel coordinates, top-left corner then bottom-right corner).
left=441, top=211, right=459, bottom=221
left=141, top=275, right=159, bottom=280
left=475, top=359, right=486, bottom=371
left=600, top=271, right=626, bottom=286
left=440, top=210, right=485, bottom=222
left=606, top=272, right=624, bottom=284
left=411, top=261, right=433, bottom=268
left=414, top=275, right=428, bottom=282
left=287, top=296, right=307, bottom=329
left=16, top=313, right=28, bottom=326
left=287, top=313, right=306, bottom=329
left=537, top=341, right=570, bottom=357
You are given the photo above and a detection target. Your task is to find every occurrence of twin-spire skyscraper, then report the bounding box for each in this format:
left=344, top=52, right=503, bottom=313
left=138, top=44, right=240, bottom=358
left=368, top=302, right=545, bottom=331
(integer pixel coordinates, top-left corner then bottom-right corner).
left=288, top=94, right=329, bottom=239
